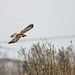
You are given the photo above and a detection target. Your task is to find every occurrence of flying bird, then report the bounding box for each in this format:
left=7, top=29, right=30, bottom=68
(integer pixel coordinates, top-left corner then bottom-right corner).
left=8, top=24, right=34, bottom=44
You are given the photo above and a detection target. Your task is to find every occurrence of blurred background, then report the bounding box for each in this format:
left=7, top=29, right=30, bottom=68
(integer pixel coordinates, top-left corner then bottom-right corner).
left=0, top=0, right=75, bottom=59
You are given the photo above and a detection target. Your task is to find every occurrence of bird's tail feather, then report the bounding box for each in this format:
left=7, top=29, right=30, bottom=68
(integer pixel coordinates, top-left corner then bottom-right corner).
left=10, top=33, right=18, bottom=38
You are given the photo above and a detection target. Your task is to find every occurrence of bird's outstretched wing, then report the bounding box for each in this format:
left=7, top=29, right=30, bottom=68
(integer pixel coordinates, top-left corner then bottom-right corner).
left=20, top=24, right=34, bottom=34
left=8, top=37, right=20, bottom=44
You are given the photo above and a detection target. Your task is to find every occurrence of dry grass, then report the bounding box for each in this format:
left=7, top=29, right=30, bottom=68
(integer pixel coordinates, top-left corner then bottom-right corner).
left=17, top=41, right=75, bottom=75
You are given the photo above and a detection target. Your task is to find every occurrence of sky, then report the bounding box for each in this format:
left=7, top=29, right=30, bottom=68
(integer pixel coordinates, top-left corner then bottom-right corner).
left=0, top=0, right=75, bottom=59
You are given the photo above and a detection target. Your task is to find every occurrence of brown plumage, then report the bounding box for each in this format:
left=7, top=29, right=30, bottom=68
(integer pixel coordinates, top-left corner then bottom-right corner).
left=8, top=24, right=34, bottom=44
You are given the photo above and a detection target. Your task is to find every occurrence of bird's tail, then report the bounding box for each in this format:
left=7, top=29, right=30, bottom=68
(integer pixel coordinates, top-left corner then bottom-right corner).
left=10, top=33, right=18, bottom=38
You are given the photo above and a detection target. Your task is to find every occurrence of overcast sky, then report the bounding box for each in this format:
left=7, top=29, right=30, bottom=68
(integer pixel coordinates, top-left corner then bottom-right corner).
left=0, top=0, right=75, bottom=59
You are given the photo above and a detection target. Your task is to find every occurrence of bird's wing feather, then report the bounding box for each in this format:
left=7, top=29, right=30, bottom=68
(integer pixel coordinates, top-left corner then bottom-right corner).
left=20, top=24, right=33, bottom=34
left=8, top=37, right=20, bottom=44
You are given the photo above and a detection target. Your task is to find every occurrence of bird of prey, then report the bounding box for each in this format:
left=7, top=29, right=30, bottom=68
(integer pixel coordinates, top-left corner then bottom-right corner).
left=8, top=24, right=34, bottom=44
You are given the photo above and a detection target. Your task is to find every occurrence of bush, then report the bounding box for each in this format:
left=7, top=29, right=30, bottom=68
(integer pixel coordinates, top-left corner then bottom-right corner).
left=17, top=42, right=75, bottom=75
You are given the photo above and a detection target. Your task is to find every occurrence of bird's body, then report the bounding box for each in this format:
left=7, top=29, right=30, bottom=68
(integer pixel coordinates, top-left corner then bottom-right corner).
left=8, top=24, right=34, bottom=44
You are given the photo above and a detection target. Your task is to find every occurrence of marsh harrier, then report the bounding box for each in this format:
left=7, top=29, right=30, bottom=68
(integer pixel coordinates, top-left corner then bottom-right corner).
left=8, top=24, right=34, bottom=44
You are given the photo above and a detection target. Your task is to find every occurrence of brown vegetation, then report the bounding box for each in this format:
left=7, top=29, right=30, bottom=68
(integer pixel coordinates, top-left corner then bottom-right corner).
left=17, top=41, right=75, bottom=75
